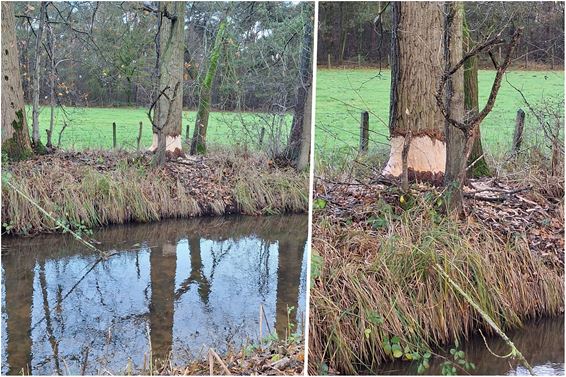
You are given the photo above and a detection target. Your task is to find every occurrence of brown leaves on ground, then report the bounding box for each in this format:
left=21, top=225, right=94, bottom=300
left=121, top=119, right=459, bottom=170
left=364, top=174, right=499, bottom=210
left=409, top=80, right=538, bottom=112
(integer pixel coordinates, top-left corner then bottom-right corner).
left=314, top=175, right=564, bottom=267
left=156, top=341, right=304, bottom=376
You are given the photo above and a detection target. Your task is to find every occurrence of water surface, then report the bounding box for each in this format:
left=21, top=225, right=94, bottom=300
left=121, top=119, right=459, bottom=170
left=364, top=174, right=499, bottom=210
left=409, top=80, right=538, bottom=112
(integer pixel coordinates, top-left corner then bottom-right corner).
left=377, top=317, right=564, bottom=376
left=1, top=215, right=308, bottom=375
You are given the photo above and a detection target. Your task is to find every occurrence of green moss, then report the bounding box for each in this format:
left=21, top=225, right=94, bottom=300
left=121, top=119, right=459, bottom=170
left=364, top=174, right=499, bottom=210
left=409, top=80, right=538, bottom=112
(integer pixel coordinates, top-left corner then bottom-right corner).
left=2, top=138, right=33, bottom=161
left=11, top=109, right=24, bottom=130
left=468, top=158, right=492, bottom=178
left=33, top=141, right=48, bottom=155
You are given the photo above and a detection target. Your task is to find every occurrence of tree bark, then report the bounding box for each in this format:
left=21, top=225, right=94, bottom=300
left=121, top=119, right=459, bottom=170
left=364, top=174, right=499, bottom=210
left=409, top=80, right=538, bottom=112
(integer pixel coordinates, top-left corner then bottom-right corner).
left=1, top=2, right=33, bottom=161
left=31, top=2, right=47, bottom=150
left=282, top=7, right=313, bottom=170
left=464, top=14, right=490, bottom=178
left=190, top=19, right=226, bottom=155
left=442, top=2, right=466, bottom=212
left=47, top=21, right=56, bottom=149
left=149, top=1, right=185, bottom=163
left=383, top=2, right=446, bottom=184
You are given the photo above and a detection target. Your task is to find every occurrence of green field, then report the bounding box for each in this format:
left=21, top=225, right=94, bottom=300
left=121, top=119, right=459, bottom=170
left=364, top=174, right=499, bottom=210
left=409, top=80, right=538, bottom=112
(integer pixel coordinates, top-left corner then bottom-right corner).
left=315, top=69, right=564, bottom=156
left=27, top=106, right=292, bottom=151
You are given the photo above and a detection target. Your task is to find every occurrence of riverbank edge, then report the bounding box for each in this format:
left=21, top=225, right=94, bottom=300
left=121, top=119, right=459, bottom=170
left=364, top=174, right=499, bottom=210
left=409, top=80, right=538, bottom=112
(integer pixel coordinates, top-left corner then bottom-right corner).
left=1, top=150, right=309, bottom=236
left=308, top=180, right=564, bottom=375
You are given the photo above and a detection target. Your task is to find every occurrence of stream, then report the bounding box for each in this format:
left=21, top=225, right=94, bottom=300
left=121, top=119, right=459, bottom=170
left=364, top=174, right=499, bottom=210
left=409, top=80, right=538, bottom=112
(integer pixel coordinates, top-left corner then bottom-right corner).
left=377, top=317, right=564, bottom=376
left=1, top=215, right=308, bottom=375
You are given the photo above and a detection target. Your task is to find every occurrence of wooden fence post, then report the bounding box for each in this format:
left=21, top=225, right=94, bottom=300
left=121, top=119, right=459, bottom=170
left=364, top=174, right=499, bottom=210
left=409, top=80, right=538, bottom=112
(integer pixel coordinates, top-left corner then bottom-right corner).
left=137, top=121, right=143, bottom=151
left=259, top=127, right=266, bottom=146
left=112, top=122, right=117, bottom=149
left=360, top=111, right=369, bottom=154
left=511, top=109, right=525, bottom=155
left=327, top=54, right=331, bottom=69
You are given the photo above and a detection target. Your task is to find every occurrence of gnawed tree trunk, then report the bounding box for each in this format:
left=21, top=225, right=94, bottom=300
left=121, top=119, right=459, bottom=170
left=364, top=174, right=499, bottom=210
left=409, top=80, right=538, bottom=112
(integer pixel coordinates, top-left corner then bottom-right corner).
left=464, top=14, right=490, bottom=178
left=1, top=2, right=33, bottom=161
left=149, top=1, right=185, bottom=164
left=31, top=2, right=47, bottom=152
left=282, top=7, right=313, bottom=170
left=442, top=2, right=466, bottom=211
left=383, top=2, right=446, bottom=184
left=190, top=20, right=226, bottom=155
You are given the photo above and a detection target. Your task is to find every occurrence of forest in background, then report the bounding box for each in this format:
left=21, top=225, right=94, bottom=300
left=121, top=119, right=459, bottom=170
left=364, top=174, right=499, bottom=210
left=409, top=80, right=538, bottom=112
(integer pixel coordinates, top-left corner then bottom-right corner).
left=318, top=1, right=564, bottom=69
left=14, top=1, right=306, bottom=109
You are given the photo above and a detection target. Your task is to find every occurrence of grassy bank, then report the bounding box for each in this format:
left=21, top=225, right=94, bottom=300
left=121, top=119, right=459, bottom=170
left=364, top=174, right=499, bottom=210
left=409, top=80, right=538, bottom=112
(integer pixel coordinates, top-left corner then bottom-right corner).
left=26, top=105, right=292, bottom=151
left=308, top=155, right=564, bottom=375
left=309, top=205, right=563, bottom=375
left=1, top=149, right=308, bottom=236
left=315, top=69, right=564, bottom=158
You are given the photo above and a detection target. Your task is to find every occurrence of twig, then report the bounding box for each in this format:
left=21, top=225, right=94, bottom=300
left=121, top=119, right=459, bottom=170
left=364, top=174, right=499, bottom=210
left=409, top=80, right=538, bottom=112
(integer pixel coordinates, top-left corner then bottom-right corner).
left=434, top=264, right=535, bottom=376
left=208, top=348, right=232, bottom=375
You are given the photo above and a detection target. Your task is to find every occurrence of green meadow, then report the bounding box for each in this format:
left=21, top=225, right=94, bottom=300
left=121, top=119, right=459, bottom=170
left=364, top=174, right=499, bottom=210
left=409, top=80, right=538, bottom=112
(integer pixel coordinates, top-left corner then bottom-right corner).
left=315, top=69, right=564, bottom=156
left=27, top=106, right=292, bottom=151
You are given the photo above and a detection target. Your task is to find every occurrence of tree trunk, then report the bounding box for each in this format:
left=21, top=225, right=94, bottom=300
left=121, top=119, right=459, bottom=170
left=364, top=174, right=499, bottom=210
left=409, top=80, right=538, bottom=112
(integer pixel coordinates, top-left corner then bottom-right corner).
left=1, top=2, right=33, bottom=161
left=463, top=12, right=490, bottom=178
left=31, top=2, right=47, bottom=151
left=383, top=2, right=446, bottom=184
left=47, top=21, right=55, bottom=149
left=282, top=8, right=313, bottom=169
left=296, top=85, right=312, bottom=171
left=442, top=2, right=466, bottom=212
left=190, top=20, right=226, bottom=155
left=149, top=1, right=185, bottom=163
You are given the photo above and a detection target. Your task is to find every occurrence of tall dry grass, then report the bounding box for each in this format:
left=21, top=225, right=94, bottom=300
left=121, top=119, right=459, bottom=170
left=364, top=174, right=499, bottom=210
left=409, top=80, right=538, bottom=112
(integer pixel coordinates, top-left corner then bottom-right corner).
left=309, top=202, right=564, bottom=374
left=1, top=151, right=308, bottom=235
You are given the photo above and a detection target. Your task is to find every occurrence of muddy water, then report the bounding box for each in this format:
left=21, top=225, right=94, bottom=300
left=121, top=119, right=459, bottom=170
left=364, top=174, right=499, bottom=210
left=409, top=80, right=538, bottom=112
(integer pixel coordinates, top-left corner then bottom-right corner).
left=0, top=215, right=308, bottom=375
left=377, top=317, right=564, bottom=376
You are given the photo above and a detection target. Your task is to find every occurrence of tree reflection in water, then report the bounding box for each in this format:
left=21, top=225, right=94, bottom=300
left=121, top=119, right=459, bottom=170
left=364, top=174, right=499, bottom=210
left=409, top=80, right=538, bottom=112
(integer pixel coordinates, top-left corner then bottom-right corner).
left=1, top=215, right=308, bottom=375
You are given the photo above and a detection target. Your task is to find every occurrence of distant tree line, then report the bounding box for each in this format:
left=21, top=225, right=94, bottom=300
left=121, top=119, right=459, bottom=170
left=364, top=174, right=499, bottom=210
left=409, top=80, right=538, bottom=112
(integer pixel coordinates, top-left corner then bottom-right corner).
left=14, top=1, right=307, bottom=111
left=317, top=1, right=564, bottom=69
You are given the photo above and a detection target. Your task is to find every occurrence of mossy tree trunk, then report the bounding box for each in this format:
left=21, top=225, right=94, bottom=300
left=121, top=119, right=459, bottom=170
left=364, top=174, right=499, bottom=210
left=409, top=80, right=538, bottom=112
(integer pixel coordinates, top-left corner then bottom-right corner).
left=190, top=20, right=226, bottom=155
left=383, top=2, right=447, bottom=184
left=1, top=2, right=33, bottom=161
left=149, top=1, right=185, bottom=164
left=463, top=14, right=490, bottom=178
left=283, top=5, right=313, bottom=170
left=31, top=2, right=47, bottom=152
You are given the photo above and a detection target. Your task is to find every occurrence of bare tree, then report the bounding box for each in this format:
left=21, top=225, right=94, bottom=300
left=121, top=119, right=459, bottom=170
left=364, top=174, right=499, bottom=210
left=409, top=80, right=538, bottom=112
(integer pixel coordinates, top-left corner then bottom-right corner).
left=437, top=7, right=522, bottom=213
left=31, top=2, right=48, bottom=151
left=148, top=1, right=185, bottom=165
left=190, top=18, right=227, bottom=155
left=281, top=4, right=314, bottom=171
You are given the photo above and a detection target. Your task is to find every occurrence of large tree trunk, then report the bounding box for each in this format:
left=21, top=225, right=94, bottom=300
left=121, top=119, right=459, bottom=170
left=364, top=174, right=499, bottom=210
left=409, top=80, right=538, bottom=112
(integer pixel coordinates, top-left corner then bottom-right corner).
left=442, top=2, right=466, bottom=211
left=1, top=2, right=33, bottom=161
left=31, top=2, right=47, bottom=150
left=463, top=15, right=490, bottom=178
left=283, top=7, right=313, bottom=170
left=149, top=2, right=185, bottom=163
left=383, top=2, right=446, bottom=184
left=190, top=20, right=226, bottom=155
